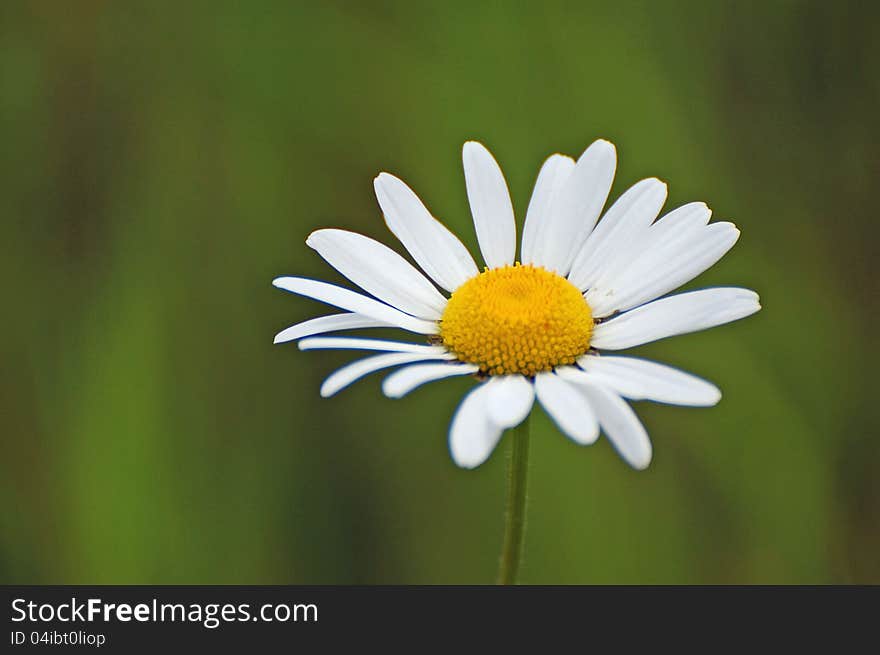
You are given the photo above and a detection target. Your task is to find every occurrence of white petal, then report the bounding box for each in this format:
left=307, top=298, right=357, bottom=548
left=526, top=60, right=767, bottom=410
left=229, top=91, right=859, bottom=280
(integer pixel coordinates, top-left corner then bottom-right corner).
left=273, top=313, right=391, bottom=344
left=567, top=178, right=667, bottom=291
left=462, top=141, right=516, bottom=268
left=298, top=336, right=446, bottom=354
left=272, top=277, right=439, bottom=335
left=650, top=201, right=712, bottom=233
left=534, top=371, right=599, bottom=445
left=521, top=154, right=576, bottom=265
left=449, top=383, right=503, bottom=469
left=486, top=375, right=535, bottom=428
left=529, top=139, right=616, bottom=275
left=587, top=221, right=740, bottom=317
left=579, top=382, right=652, bottom=470
left=306, top=229, right=447, bottom=320
left=320, top=351, right=455, bottom=398
left=382, top=362, right=479, bottom=398
left=587, top=202, right=711, bottom=297
left=374, top=172, right=479, bottom=292
left=572, top=356, right=721, bottom=407
left=590, top=287, right=761, bottom=350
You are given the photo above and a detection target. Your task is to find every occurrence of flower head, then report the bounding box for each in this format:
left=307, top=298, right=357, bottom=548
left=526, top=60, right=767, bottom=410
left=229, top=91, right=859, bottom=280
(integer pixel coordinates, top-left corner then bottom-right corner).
left=273, top=140, right=760, bottom=470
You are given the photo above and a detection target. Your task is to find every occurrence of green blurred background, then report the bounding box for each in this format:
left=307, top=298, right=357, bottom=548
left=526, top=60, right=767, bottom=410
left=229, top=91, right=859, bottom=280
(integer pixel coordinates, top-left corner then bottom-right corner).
left=2, top=0, right=877, bottom=584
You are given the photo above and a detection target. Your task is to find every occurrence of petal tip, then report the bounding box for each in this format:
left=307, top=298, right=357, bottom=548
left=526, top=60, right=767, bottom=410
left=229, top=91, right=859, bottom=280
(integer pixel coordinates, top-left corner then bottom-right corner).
left=373, top=171, right=394, bottom=186
left=462, top=140, right=490, bottom=158
left=381, top=379, right=403, bottom=399
left=745, top=290, right=762, bottom=310
left=592, top=138, right=617, bottom=155
left=449, top=448, right=483, bottom=470
left=632, top=457, right=652, bottom=471
left=624, top=445, right=653, bottom=471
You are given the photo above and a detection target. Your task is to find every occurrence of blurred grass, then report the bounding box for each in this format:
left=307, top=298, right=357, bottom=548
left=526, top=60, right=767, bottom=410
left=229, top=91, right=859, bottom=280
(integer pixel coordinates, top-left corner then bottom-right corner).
left=1, top=0, right=877, bottom=583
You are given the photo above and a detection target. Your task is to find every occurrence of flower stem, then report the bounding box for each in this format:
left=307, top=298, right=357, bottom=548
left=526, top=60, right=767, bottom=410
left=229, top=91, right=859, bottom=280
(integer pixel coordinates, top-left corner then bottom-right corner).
left=497, top=414, right=531, bottom=585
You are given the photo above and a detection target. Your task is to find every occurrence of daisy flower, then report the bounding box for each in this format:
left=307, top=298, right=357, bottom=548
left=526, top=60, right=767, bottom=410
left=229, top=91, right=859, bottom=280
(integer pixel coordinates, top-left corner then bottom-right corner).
left=273, top=140, right=760, bottom=471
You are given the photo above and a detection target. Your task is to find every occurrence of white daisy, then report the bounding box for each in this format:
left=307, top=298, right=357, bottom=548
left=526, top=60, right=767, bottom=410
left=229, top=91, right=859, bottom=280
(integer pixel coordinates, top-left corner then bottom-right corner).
left=273, top=140, right=760, bottom=470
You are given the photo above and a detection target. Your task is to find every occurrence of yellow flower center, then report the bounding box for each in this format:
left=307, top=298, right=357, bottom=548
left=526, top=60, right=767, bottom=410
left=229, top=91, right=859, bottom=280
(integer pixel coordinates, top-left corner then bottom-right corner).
left=440, top=264, right=594, bottom=377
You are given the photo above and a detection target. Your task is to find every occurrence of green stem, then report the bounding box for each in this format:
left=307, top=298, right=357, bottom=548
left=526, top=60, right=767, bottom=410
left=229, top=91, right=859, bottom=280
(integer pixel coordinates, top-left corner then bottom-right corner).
left=496, top=414, right=531, bottom=585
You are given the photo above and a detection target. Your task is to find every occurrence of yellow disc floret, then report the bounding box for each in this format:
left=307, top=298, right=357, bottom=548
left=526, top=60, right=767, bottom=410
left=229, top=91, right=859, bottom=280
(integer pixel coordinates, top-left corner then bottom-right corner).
left=440, top=263, right=594, bottom=377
